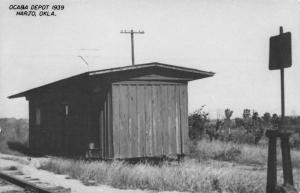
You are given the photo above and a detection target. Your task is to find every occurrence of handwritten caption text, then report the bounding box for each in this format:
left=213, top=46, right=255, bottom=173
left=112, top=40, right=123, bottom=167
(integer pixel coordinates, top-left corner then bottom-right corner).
left=9, top=4, right=65, bottom=17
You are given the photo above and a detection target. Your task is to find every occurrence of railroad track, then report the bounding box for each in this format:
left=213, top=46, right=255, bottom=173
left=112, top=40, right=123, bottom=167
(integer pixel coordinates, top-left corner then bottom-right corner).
left=0, top=168, right=71, bottom=193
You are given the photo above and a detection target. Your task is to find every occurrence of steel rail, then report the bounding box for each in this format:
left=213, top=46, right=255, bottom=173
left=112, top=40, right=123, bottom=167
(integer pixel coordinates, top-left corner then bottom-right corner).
left=0, top=171, right=55, bottom=193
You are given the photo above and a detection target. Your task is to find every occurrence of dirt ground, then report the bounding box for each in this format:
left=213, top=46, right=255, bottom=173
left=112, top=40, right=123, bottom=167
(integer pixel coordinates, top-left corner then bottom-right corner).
left=0, top=153, right=187, bottom=193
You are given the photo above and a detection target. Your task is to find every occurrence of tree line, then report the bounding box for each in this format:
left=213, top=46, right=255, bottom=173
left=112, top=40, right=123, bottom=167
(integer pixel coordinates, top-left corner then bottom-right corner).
left=188, top=106, right=300, bottom=147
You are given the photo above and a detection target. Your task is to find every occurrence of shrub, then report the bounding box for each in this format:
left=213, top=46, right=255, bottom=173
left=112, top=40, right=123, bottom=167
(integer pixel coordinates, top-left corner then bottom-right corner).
left=192, top=140, right=266, bottom=165
left=231, top=129, right=256, bottom=144
left=235, top=118, right=244, bottom=128
left=0, top=118, right=29, bottom=155
left=188, top=106, right=209, bottom=140
left=191, top=139, right=300, bottom=168
left=193, top=140, right=241, bottom=162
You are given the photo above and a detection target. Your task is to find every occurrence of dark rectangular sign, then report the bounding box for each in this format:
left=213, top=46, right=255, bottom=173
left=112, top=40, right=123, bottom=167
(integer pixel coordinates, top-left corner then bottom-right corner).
left=269, top=32, right=292, bottom=70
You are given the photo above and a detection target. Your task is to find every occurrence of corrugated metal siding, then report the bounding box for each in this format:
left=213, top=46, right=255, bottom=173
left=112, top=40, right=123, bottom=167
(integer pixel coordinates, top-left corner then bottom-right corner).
left=112, top=82, right=188, bottom=159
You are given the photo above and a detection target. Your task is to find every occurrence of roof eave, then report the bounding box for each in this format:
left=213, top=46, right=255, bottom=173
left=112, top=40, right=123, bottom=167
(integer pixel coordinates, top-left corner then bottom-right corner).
left=8, top=93, right=25, bottom=99
left=7, top=63, right=215, bottom=99
left=88, top=62, right=215, bottom=77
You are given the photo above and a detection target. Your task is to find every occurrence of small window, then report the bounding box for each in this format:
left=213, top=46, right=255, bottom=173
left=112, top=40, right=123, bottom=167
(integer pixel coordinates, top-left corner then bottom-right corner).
left=35, top=108, right=41, bottom=125
left=65, top=105, right=69, bottom=115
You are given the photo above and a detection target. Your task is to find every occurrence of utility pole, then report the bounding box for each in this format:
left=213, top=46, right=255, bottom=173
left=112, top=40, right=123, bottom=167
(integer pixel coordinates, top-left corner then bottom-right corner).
left=120, top=30, right=144, bottom=65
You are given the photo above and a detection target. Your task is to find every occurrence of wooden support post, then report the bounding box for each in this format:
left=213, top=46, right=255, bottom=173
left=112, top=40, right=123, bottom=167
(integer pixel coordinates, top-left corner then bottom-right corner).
left=266, top=130, right=279, bottom=193
left=281, top=132, right=294, bottom=185
left=278, top=26, right=294, bottom=188
left=279, top=27, right=285, bottom=130
left=280, top=68, right=285, bottom=125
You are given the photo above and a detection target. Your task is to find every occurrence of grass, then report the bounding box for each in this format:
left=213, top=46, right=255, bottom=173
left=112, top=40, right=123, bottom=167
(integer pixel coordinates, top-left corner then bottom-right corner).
left=192, top=140, right=300, bottom=168
left=39, top=140, right=300, bottom=193
left=40, top=158, right=266, bottom=193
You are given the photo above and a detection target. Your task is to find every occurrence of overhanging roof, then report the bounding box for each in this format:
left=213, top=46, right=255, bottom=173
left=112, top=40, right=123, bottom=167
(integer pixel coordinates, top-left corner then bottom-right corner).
left=88, top=62, right=214, bottom=76
left=8, top=62, right=215, bottom=99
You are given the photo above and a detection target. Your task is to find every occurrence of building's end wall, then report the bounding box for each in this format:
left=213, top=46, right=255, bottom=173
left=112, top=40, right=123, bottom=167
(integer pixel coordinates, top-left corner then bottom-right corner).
left=112, top=81, right=189, bottom=159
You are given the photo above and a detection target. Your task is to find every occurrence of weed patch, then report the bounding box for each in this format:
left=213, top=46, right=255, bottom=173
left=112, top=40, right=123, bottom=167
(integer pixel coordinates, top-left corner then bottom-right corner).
left=38, top=140, right=300, bottom=192
left=40, top=158, right=268, bottom=193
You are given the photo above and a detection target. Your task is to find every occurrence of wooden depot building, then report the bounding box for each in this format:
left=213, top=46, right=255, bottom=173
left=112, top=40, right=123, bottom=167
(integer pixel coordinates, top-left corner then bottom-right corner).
left=9, top=62, right=214, bottom=159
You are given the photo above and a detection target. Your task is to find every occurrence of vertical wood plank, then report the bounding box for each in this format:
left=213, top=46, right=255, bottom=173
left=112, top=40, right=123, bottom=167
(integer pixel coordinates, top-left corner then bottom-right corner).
left=119, top=85, right=129, bottom=158
left=28, top=101, right=34, bottom=150
left=99, top=108, right=104, bottom=158
left=137, top=85, right=145, bottom=157
left=155, top=85, right=163, bottom=156
left=134, top=85, right=138, bottom=157
left=169, top=85, right=177, bottom=154
left=151, top=85, right=157, bottom=156
left=175, top=85, right=181, bottom=154
left=145, top=86, right=152, bottom=157
left=107, top=88, right=114, bottom=158
left=106, top=94, right=110, bottom=158
left=126, top=85, right=132, bottom=158
left=112, top=85, right=120, bottom=158
left=161, top=85, right=169, bottom=155
left=104, top=101, right=107, bottom=158
left=106, top=100, right=109, bottom=158
left=111, top=85, right=119, bottom=158
left=179, top=85, right=184, bottom=155
left=104, top=99, right=107, bottom=158
left=107, top=92, right=112, bottom=159
left=129, top=85, right=138, bottom=157
left=107, top=90, right=113, bottom=159
left=180, top=85, right=189, bottom=154
left=166, top=86, right=171, bottom=155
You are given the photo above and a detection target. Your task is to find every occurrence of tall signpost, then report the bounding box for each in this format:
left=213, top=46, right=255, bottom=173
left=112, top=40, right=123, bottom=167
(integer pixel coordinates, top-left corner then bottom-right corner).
left=266, top=27, right=296, bottom=193
left=269, top=27, right=292, bottom=121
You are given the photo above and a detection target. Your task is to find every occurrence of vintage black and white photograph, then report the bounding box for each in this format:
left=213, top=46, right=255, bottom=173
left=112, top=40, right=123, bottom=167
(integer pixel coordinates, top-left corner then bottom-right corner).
left=0, top=0, right=300, bottom=192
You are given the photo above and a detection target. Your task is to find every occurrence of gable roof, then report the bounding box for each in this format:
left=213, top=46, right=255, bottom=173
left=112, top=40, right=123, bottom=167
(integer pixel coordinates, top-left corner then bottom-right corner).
left=8, top=62, right=215, bottom=99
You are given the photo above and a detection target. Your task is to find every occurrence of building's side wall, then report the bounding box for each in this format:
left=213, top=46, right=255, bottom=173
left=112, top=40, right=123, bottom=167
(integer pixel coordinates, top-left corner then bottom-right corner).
left=112, top=81, right=188, bottom=159
left=28, top=88, right=89, bottom=155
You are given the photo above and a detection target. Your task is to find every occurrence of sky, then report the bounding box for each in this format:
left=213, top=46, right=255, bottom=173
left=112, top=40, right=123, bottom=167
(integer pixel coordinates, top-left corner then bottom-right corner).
left=0, top=0, right=300, bottom=119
